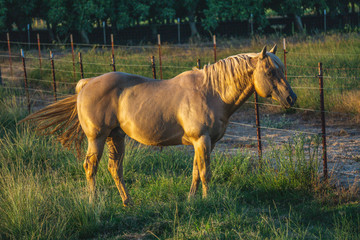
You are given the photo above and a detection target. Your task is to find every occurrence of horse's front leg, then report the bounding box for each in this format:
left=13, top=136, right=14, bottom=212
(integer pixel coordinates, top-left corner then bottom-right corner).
left=188, top=159, right=200, bottom=199
left=83, top=137, right=106, bottom=203
left=190, top=135, right=212, bottom=198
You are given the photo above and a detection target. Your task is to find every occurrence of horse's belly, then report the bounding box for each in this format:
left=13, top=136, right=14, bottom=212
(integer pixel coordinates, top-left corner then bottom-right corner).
left=120, top=120, right=185, bottom=146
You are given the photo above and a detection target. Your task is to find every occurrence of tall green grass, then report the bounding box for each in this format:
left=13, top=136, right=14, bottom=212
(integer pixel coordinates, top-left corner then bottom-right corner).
left=0, top=89, right=359, bottom=239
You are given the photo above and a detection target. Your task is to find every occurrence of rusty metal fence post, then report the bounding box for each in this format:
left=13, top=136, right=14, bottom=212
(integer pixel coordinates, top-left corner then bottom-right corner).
left=79, top=52, right=84, bottom=79
left=111, top=34, right=115, bottom=56
left=37, top=33, right=42, bottom=71
left=7, top=33, right=13, bottom=78
left=21, top=49, right=30, bottom=114
left=283, top=38, right=288, bottom=81
left=70, top=34, right=76, bottom=80
left=254, top=92, right=262, bottom=159
left=213, top=35, right=217, bottom=63
left=50, top=51, right=57, bottom=101
left=151, top=56, right=156, bottom=79
left=111, top=34, right=116, bottom=72
left=158, top=34, right=163, bottom=79
left=318, top=62, right=328, bottom=180
left=0, top=66, right=2, bottom=86
left=111, top=53, right=116, bottom=72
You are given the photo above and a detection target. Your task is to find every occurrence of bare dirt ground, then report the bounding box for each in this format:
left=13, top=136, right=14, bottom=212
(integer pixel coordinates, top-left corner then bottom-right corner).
left=218, top=107, right=360, bottom=190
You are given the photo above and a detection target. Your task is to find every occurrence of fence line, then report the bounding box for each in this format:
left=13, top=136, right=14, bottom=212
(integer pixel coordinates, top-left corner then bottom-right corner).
left=222, top=133, right=315, bottom=146
left=289, top=52, right=360, bottom=56
left=229, top=121, right=320, bottom=135
left=0, top=40, right=219, bottom=49
left=2, top=86, right=70, bottom=96
left=2, top=37, right=360, bottom=181
left=26, top=78, right=77, bottom=85
left=244, top=101, right=356, bottom=116
left=288, top=64, right=360, bottom=71
left=3, top=39, right=360, bottom=56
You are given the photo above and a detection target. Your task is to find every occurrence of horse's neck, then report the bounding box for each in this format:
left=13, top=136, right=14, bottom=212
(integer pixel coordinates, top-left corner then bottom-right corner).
left=224, top=79, right=255, bottom=117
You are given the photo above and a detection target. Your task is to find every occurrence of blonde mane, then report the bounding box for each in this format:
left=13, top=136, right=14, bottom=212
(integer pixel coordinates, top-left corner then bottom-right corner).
left=202, top=54, right=257, bottom=104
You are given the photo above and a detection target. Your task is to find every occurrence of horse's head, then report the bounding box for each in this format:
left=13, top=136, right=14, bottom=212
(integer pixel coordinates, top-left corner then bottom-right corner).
left=253, top=45, right=297, bottom=108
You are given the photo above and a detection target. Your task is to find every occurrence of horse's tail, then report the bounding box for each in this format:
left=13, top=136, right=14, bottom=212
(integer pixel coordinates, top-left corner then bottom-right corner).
left=20, top=79, right=90, bottom=159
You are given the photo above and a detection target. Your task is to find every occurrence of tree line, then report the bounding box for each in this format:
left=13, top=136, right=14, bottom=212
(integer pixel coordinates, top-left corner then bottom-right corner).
left=0, top=0, right=358, bottom=43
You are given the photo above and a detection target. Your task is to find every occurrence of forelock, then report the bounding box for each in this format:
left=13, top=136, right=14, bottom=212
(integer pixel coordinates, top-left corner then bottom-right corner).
left=267, top=53, right=284, bottom=71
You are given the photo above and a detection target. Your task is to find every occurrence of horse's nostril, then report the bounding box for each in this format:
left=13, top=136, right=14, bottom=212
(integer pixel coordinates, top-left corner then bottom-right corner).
left=286, top=96, right=292, bottom=105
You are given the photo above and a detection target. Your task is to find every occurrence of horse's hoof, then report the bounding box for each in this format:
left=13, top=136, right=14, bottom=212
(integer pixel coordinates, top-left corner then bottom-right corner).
left=188, top=192, right=196, bottom=201
left=123, top=199, right=134, bottom=207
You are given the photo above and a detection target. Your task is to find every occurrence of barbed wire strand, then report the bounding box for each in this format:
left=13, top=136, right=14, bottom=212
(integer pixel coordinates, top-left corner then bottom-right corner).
left=228, top=121, right=320, bottom=135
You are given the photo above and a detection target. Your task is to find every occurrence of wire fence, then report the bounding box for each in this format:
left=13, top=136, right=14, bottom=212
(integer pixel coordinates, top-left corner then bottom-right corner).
left=0, top=35, right=359, bottom=181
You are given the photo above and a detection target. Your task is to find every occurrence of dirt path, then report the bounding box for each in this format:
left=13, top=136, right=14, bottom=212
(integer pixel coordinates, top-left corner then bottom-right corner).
left=216, top=108, right=360, bottom=189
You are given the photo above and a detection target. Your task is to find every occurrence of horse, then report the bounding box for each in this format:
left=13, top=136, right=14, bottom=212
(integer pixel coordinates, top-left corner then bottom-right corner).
left=22, top=45, right=297, bottom=206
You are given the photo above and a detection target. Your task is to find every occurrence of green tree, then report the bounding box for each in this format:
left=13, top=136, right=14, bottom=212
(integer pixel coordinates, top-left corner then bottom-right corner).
left=3, top=0, right=36, bottom=31
left=203, top=0, right=266, bottom=33
left=174, top=0, right=206, bottom=39
left=45, top=0, right=102, bottom=43
left=0, top=0, right=7, bottom=31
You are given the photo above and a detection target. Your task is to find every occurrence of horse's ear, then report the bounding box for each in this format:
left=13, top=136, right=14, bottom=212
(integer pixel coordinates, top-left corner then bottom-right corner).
left=259, top=46, right=267, bottom=59
left=269, top=44, right=277, bottom=54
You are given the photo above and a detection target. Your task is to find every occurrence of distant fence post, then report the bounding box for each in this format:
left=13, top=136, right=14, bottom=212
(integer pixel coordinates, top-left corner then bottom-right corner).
left=254, top=92, right=262, bottom=160
left=111, top=34, right=115, bottom=56
left=283, top=38, right=287, bottom=81
left=250, top=13, right=254, bottom=36
left=21, top=49, right=31, bottom=114
left=27, top=24, right=30, bottom=49
left=70, top=34, right=76, bottom=80
left=177, top=18, right=181, bottom=44
left=111, top=34, right=116, bottom=72
left=197, top=59, right=201, bottom=69
left=324, top=10, right=327, bottom=33
left=151, top=56, right=156, bottom=79
left=103, top=21, right=106, bottom=46
left=37, top=33, right=42, bottom=73
left=79, top=52, right=84, bottom=79
left=318, top=62, right=328, bottom=180
left=0, top=66, right=2, bottom=86
left=111, top=53, right=116, bottom=72
left=158, top=34, right=163, bottom=79
left=7, top=33, right=13, bottom=78
left=213, top=35, right=217, bottom=63
left=50, top=51, right=57, bottom=102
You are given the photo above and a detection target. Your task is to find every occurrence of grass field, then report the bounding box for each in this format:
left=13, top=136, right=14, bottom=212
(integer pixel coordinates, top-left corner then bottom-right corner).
left=0, top=33, right=359, bottom=239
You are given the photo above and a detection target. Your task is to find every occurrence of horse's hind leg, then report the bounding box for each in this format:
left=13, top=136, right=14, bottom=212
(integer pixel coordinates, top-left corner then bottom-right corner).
left=190, top=135, right=212, bottom=198
left=106, top=129, right=131, bottom=206
left=83, top=136, right=106, bottom=203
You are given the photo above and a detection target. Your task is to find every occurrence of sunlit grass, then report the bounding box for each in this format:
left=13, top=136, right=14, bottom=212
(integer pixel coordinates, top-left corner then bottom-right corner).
left=0, top=96, right=359, bottom=239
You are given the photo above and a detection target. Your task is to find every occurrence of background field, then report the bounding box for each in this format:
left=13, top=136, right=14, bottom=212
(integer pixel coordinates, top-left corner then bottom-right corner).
left=0, top=33, right=359, bottom=239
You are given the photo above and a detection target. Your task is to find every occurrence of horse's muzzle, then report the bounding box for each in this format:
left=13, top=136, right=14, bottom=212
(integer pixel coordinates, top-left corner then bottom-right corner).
left=285, top=92, right=297, bottom=108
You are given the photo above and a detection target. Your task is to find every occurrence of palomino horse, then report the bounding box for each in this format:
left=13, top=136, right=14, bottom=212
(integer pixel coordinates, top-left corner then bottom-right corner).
left=22, top=45, right=296, bottom=206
